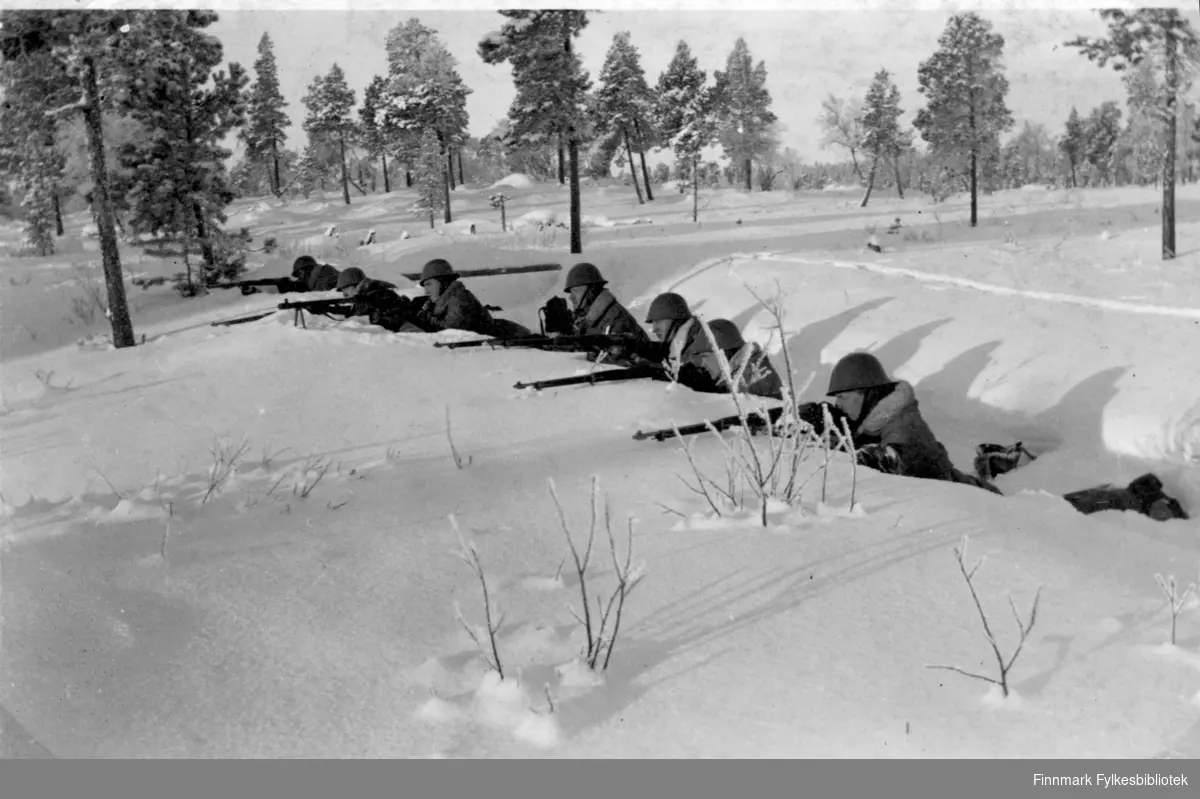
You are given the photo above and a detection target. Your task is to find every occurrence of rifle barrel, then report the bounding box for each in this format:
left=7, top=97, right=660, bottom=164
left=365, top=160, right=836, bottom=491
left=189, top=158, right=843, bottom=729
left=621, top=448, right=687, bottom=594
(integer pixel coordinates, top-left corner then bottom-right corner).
left=401, top=263, right=562, bottom=282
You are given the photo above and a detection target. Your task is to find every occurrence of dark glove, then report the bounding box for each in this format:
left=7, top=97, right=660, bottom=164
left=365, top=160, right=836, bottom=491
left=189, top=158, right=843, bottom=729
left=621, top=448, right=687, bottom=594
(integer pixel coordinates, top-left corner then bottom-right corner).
left=240, top=285, right=260, bottom=296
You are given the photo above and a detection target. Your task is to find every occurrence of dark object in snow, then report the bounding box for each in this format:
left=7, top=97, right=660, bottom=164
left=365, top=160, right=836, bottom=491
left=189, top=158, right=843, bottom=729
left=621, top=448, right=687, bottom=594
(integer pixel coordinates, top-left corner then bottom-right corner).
left=1063, top=473, right=1189, bottom=522
left=887, top=218, right=902, bottom=234
left=398, top=263, right=562, bottom=282
left=867, top=242, right=883, bottom=253
left=539, top=295, right=574, bottom=336
left=514, top=365, right=665, bottom=392
left=210, top=276, right=309, bottom=296
left=974, top=442, right=1039, bottom=482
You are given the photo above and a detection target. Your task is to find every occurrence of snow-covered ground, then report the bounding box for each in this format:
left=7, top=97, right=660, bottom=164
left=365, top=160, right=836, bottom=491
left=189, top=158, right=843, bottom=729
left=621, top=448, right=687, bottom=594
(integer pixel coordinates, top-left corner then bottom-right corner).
left=1, top=179, right=1199, bottom=759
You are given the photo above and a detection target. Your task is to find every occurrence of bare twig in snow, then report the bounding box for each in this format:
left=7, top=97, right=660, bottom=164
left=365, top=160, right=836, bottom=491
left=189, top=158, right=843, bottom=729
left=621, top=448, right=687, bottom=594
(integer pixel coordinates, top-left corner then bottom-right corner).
left=450, top=514, right=505, bottom=678
left=445, top=404, right=472, bottom=469
left=926, top=536, right=1041, bottom=697
left=1155, top=571, right=1197, bottom=646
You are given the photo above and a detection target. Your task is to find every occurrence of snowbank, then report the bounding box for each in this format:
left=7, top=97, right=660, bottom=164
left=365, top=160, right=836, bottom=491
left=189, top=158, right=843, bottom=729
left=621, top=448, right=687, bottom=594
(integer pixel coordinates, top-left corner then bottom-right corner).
left=490, top=173, right=536, bottom=189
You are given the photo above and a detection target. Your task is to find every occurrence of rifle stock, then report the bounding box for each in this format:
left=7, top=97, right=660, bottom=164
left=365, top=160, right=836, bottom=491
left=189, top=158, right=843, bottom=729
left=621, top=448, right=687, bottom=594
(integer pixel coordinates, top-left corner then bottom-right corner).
left=514, top=365, right=664, bottom=391
left=211, top=309, right=278, bottom=327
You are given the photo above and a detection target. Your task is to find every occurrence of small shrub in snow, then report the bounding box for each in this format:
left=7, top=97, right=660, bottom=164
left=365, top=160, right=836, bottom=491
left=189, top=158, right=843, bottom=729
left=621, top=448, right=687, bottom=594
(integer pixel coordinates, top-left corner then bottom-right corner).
left=202, top=436, right=250, bottom=504
left=293, top=453, right=331, bottom=498
left=1154, top=570, right=1197, bottom=647
left=547, top=476, right=646, bottom=672
left=927, top=535, right=1042, bottom=699
left=450, top=514, right=506, bottom=679
left=444, top=404, right=472, bottom=469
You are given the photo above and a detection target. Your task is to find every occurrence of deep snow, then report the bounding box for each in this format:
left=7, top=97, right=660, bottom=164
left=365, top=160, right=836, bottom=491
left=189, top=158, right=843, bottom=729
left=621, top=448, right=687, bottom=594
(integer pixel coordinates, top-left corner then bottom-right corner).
left=1, top=178, right=1199, bottom=759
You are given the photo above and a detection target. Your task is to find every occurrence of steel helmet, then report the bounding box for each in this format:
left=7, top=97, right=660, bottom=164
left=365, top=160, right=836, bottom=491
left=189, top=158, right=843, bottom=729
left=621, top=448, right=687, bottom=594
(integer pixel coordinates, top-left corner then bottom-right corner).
left=827, top=352, right=893, bottom=395
left=644, top=292, right=691, bottom=323
left=292, top=255, right=318, bottom=277
left=336, top=267, right=366, bottom=291
left=564, top=262, right=606, bottom=293
left=420, top=258, right=458, bottom=283
left=696, top=319, right=745, bottom=353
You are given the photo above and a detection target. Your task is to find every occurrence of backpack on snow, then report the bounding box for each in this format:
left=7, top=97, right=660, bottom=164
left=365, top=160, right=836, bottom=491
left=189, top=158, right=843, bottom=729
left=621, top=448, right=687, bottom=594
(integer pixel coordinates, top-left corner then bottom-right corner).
left=974, top=441, right=1038, bottom=482
left=539, top=296, right=574, bottom=336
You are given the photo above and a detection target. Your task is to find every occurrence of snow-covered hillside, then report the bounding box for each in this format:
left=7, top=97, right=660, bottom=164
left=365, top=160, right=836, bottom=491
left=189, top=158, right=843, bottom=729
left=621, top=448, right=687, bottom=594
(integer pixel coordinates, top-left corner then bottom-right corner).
left=1, top=180, right=1198, bottom=759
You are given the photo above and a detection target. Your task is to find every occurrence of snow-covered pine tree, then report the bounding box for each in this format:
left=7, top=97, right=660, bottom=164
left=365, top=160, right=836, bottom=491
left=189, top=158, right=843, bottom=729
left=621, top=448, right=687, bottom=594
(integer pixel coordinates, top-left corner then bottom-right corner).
left=1068, top=8, right=1200, bottom=259
left=411, top=127, right=446, bottom=229
left=359, top=75, right=392, bottom=193
left=479, top=10, right=592, bottom=254
left=302, top=63, right=356, bottom=205
left=712, top=37, right=777, bottom=192
left=654, top=40, right=718, bottom=222
left=858, top=69, right=910, bottom=207
left=1059, top=107, right=1086, bottom=188
left=116, top=10, right=248, bottom=292
left=1084, top=102, right=1123, bottom=186
left=381, top=20, right=470, bottom=224
left=914, top=12, right=1014, bottom=227
left=0, top=8, right=139, bottom=347
left=0, top=30, right=69, bottom=254
left=242, top=33, right=290, bottom=196
left=596, top=31, right=657, bottom=202
left=817, top=94, right=865, bottom=183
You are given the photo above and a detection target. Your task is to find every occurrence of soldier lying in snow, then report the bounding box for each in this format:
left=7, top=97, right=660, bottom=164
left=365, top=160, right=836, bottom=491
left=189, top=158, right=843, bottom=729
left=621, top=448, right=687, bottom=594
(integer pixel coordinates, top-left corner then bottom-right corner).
left=537, top=263, right=649, bottom=367
left=818, top=352, right=1187, bottom=522
left=292, top=255, right=340, bottom=292
left=335, top=268, right=425, bottom=333
left=410, top=259, right=532, bottom=339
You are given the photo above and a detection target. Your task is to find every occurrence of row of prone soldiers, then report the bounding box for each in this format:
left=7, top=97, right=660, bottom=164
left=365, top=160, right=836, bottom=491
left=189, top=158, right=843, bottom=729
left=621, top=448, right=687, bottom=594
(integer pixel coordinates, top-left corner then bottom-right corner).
left=278, top=255, right=1188, bottom=524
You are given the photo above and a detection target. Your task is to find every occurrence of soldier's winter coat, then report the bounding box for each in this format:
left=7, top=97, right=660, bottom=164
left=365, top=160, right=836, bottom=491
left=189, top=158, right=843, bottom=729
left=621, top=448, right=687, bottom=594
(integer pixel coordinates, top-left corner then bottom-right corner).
left=573, top=288, right=648, bottom=340
left=412, top=280, right=532, bottom=338
left=295, top=262, right=340, bottom=292
left=689, top=341, right=785, bottom=400
left=850, top=380, right=1000, bottom=493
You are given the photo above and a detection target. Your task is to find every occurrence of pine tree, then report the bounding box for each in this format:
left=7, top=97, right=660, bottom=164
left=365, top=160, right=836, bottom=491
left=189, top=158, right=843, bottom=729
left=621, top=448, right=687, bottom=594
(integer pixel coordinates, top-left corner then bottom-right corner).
left=479, top=10, right=592, bottom=254
left=115, top=10, right=248, bottom=291
left=1, top=9, right=139, bottom=347
left=382, top=20, right=471, bottom=224
left=595, top=31, right=657, bottom=203
left=817, top=94, right=865, bottom=182
left=654, top=40, right=718, bottom=222
left=1069, top=9, right=1200, bottom=259
left=914, top=12, right=1014, bottom=227
left=302, top=63, right=356, bottom=205
left=858, top=70, right=910, bottom=207
left=242, top=33, right=289, bottom=196
left=712, top=37, right=777, bottom=191
left=1059, top=107, right=1086, bottom=187
left=359, top=75, right=391, bottom=193
left=0, top=29, right=69, bottom=254
left=411, top=127, right=445, bottom=229
left=1083, top=102, right=1123, bottom=185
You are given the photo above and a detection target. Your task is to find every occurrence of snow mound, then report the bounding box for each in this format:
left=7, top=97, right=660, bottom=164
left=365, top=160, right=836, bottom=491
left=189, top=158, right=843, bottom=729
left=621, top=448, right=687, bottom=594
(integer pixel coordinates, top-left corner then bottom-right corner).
left=490, top=173, right=536, bottom=189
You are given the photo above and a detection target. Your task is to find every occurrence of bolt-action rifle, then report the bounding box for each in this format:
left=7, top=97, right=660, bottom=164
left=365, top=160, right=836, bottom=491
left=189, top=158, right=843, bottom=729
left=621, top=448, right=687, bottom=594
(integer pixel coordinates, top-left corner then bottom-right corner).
left=434, top=332, right=642, bottom=351
left=514, top=365, right=666, bottom=391
left=632, top=401, right=851, bottom=442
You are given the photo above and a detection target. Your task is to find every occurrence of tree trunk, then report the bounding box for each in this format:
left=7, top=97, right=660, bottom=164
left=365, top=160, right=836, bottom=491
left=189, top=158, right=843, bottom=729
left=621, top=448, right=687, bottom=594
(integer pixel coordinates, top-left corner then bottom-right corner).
left=192, top=201, right=216, bottom=282
left=850, top=151, right=863, bottom=183
left=569, top=134, right=582, bottom=254
left=558, top=134, right=566, bottom=185
left=272, top=139, right=281, bottom=195
left=892, top=154, right=905, bottom=199
left=632, top=118, right=654, bottom=201
left=693, top=156, right=700, bottom=223
left=405, top=170, right=412, bottom=188
left=443, top=159, right=452, bottom=225
left=429, top=207, right=435, bottom=230
left=969, top=147, right=978, bottom=227
left=446, top=149, right=456, bottom=191
left=1162, top=30, right=1178, bottom=261
left=622, top=128, right=644, bottom=205
left=81, top=55, right=135, bottom=348
left=339, top=137, right=351, bottom=205
left=382, top=153, right=390, bottom=193
left=457, top=149, right=465, bottom=185
left=859, top=154, right=879, bottom=208
left=744, top=157, right=752, bottom=191
left=53, top=192, right=64, bottom=236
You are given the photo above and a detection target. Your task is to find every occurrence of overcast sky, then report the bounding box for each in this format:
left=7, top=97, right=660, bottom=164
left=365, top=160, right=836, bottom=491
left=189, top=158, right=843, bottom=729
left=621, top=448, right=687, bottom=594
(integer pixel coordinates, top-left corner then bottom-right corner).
left=203, top=2, right=1191, bottom=162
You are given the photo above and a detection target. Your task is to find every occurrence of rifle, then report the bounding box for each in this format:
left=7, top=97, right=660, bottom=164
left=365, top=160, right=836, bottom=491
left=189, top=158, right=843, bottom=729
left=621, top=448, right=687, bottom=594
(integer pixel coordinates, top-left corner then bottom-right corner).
left=434, top=332, right=639, bottom=351
left=278, top=297, right=359, bottom=328
left=514, top=365, right=665, bottom=391
left=632, top=402, right=850, bottom=442
left=401, top=263, right=561, bottom=282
